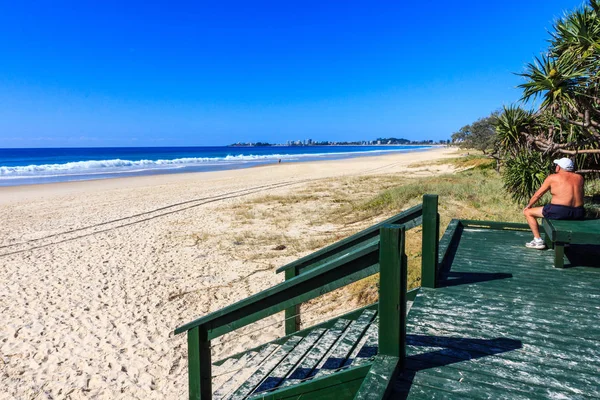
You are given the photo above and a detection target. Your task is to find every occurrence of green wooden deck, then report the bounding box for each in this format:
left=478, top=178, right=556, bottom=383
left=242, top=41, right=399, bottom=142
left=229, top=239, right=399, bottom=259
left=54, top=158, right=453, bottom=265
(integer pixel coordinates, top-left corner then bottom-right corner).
left=397, top=225, right=600, bottom=399
left=175, top=196, right=600, bottom=399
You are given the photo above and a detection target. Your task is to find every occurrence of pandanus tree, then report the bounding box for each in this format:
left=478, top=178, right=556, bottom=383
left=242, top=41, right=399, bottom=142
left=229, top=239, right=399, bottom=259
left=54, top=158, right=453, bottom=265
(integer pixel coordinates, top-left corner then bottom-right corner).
left=497, top=0, right=600, bottom=202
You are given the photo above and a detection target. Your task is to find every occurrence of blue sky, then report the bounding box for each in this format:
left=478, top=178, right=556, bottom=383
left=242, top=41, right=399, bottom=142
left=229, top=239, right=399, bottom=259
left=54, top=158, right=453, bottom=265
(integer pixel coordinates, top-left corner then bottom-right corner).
left=0, top=0, right=585, bottom=147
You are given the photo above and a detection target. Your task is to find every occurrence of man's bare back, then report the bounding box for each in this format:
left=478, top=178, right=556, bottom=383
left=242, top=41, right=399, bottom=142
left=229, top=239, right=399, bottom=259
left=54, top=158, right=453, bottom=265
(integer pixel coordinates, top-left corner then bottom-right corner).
left=547, top=171, right=584, bottom=207
left=522, top=158, right=585, bottom=249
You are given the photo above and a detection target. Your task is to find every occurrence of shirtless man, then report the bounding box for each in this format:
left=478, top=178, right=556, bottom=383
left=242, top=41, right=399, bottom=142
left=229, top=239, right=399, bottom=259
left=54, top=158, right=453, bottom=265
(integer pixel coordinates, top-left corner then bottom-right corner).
left=523, top=157, right=585, bottom=249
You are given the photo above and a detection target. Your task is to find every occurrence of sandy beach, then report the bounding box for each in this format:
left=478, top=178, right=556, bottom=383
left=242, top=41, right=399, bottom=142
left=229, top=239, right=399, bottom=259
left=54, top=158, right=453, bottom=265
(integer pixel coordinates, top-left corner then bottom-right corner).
left=0, top=147, right=456, bottom=399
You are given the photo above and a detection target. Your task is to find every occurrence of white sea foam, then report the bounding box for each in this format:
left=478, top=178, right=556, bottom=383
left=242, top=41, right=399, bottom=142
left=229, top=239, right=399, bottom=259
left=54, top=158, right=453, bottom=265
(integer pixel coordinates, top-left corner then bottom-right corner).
left=0, top=147, right=428, bottom=179
left=0, top=156, right=266, bottom=177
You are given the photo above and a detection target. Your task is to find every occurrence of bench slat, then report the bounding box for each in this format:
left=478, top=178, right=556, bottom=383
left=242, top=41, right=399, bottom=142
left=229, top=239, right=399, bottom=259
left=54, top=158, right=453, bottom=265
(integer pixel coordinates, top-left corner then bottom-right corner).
left=543, top=219, right=600, bottom=244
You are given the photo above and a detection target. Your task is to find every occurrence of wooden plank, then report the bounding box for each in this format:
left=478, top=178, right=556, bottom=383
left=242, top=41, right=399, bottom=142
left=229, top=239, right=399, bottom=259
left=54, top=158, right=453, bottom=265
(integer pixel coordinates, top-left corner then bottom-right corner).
left=213, top=351, right=257, bottom=395
left=438, top=251, right=600, bottom=292
left=213, top=304, right=378, bottom=366
left=313, top=309, right=377, bottom=379
left=397, top=370, right=547, bottom=400
left=357, top=355, right=400, bottom=398
left=187, top=328, right=202, bottom=400
left=554, top=243, right=565, bottom=268
left=544, top=219, right=600, bottom=243
left=410, top=299, right=600, bottom=342
left=284, top=267, right=300, bottom=335
left=408, top=312, right=600, bottom=362
left=174, top=242, right=379, bottom=336
left=397, top=225, right=600, bottom=399
left=208, top=264, right=380, bottom=340
left=278, top=319, right=351, bottom=388
left=213, top=345, right=280, bottom=399
left=354, top=355, right=399, bottom=400
left=229, top=335, right=303, bottom=399
left=542, top=218, right=558, bottom=242
left=349, top=318, right=379, bottom=366
left=435, top=276, right=600, bottom=307
left=242, top=329, right=327, bottom=397
left=406, top=365, right=591, bottom=400
left=407, top=315, right=600, bottom=377
left=187, top=327, right=211, bottom=400
left=459, top=220, right=530, bottom=231
left=379, top=225, right=407, bottom=362
left=437, top=219, right=461, bottom=269
left=406, top=287, right=420, bottom=302
left=248, top=364, right=371, bottom=400
left=275, top=205, right=423, bottom=275
left=421, top=195, right=439, bottom=288
left=403, top=342, right=600, bottom=398
left=415, top=288, right=600, bottom=324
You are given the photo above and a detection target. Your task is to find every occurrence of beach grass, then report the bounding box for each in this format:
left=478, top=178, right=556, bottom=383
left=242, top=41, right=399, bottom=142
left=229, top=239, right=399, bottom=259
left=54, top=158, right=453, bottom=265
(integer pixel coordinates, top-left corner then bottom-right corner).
left=219, top=153, right=600, bottom=313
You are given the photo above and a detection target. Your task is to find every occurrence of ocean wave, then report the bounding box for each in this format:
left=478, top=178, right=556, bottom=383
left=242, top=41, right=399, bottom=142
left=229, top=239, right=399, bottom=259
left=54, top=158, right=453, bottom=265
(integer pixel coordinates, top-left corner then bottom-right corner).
left=0, top=156, right=270, bottom=177
left=0, top=147, right=429, bottom=178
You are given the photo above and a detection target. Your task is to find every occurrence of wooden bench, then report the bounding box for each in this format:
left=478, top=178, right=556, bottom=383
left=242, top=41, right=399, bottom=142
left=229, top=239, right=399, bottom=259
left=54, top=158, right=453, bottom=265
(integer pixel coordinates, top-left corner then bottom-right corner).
left=542, top=218, right=600, bottom=268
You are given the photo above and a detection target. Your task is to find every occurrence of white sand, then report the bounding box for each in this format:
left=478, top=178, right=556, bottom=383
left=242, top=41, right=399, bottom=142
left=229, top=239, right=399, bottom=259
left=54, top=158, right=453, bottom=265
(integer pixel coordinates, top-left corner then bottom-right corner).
left=0, top=147, right=456, bottom=399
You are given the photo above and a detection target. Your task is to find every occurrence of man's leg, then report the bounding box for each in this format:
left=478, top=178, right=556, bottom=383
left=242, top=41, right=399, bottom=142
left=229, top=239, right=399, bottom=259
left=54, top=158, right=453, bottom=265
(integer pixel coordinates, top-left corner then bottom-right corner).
left=523, top=207, right=544, bottom=238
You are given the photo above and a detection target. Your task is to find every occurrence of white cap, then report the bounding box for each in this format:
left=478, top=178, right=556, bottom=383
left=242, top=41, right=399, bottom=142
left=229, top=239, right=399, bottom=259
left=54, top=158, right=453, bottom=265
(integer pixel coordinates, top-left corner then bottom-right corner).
left=553, top=157, right=574, bottom=172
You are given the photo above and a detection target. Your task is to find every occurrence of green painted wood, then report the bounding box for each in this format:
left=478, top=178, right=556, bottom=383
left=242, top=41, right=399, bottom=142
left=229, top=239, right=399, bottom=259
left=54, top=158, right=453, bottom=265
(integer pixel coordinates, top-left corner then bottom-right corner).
left=314, top=309, right=377, bottom=379
left=275, top=205, right=423, bottom=275
left=231, top=335, right=303, bottom=399
left=182, top=210, right=599, bottom=399
left=284, top=268, right=300, bottom=335
left=397, top=371, right=542, bottom=400
left=554, top=243, right=565, bottom=268
left=187, top=328, right=202, bottom=400
left=404, top=341, right=600, bottom=397
left=544, top=218, right=600, bottom=244
left=400, top=225, right=600, bottom=399
left=350, top=318, right=379, bottom=366
left=378, top=225, right=407, bottom=364
left=251, top=328, right=327, bottom=394
left=459, top=220, right=530, bottom=231
left=249, top=364, right=371, bottom=400
left=541, top=218, right=600, bottom=268
left=213, top=344, right=280, bottom=399
left=279, top=319, right=351, bottom=388
left=174, top=242, right=379, bottom=336
left=408, top=310, right=600, bottom=362
left=421, top=195, right=439, bottom=288
left=412, top=295, right=600, bottom=341
left=187, top=327, right=211, bottom=400
left=213, top=304, right=379, bottom=366
left=406, top=287, right=419, bottom=302
left=207, top=264, right=379, bottom=340
left=437, top=219, right=461, bottom=269
left=354, top=355, right=399, bottom=400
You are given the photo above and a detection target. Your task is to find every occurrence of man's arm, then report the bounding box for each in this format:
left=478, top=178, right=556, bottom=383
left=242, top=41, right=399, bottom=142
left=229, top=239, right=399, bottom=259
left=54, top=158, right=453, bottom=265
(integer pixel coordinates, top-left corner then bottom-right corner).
left=524, top=176, right=552, bottom=209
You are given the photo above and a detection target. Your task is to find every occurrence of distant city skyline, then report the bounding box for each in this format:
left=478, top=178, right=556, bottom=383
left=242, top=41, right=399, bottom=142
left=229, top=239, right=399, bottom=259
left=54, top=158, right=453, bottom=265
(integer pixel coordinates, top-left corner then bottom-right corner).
left=230, top=137, right=444, bottom=146
left=0, top=0, right=583, bottom=148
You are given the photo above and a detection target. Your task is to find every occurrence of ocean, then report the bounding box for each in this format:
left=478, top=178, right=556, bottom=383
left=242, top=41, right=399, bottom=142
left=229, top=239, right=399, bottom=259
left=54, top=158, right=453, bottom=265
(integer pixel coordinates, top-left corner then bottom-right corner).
left=0, top=145, right=432, bottom=186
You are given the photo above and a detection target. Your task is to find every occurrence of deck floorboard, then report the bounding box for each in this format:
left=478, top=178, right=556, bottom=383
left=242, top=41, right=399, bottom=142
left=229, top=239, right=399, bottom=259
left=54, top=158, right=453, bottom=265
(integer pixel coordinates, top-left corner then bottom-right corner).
left=399, top=227, right=600, bottom=399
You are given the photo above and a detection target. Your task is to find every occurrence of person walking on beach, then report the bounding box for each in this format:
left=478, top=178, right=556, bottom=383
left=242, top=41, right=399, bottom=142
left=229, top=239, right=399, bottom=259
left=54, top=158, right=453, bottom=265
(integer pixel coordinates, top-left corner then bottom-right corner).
left=523, top=157, right=585, bottom=249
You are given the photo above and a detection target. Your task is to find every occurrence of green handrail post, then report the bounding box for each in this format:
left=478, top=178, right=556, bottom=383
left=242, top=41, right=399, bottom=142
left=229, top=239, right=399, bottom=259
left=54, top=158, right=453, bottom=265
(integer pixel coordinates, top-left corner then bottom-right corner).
left=421, top=194, right=439, bottom=288
left=378, top=225, right=407, bottom=368
left=188, top=326, right=212, bottom=399
left=284, top=267, right=301, bottom=335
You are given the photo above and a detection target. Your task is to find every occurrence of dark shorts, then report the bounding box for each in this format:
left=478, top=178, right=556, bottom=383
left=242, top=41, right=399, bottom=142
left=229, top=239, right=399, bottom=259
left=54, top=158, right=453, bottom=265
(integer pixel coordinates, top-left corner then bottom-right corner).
left=542, top=204, right=585, bottom=220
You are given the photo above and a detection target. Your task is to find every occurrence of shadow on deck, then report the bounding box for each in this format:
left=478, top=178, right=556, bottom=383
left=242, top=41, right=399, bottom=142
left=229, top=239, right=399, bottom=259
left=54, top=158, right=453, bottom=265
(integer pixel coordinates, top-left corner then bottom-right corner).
left=397, top=223, right=600, bottom=399
left=174, top=196, right=600, bottom=400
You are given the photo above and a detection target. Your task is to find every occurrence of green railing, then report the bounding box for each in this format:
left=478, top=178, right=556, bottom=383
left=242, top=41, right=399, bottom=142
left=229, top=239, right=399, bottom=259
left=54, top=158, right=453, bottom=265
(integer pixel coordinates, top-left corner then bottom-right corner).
left=279, top=195, right=439, bottom=335
left=174, top=195, right=440, bottom=399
